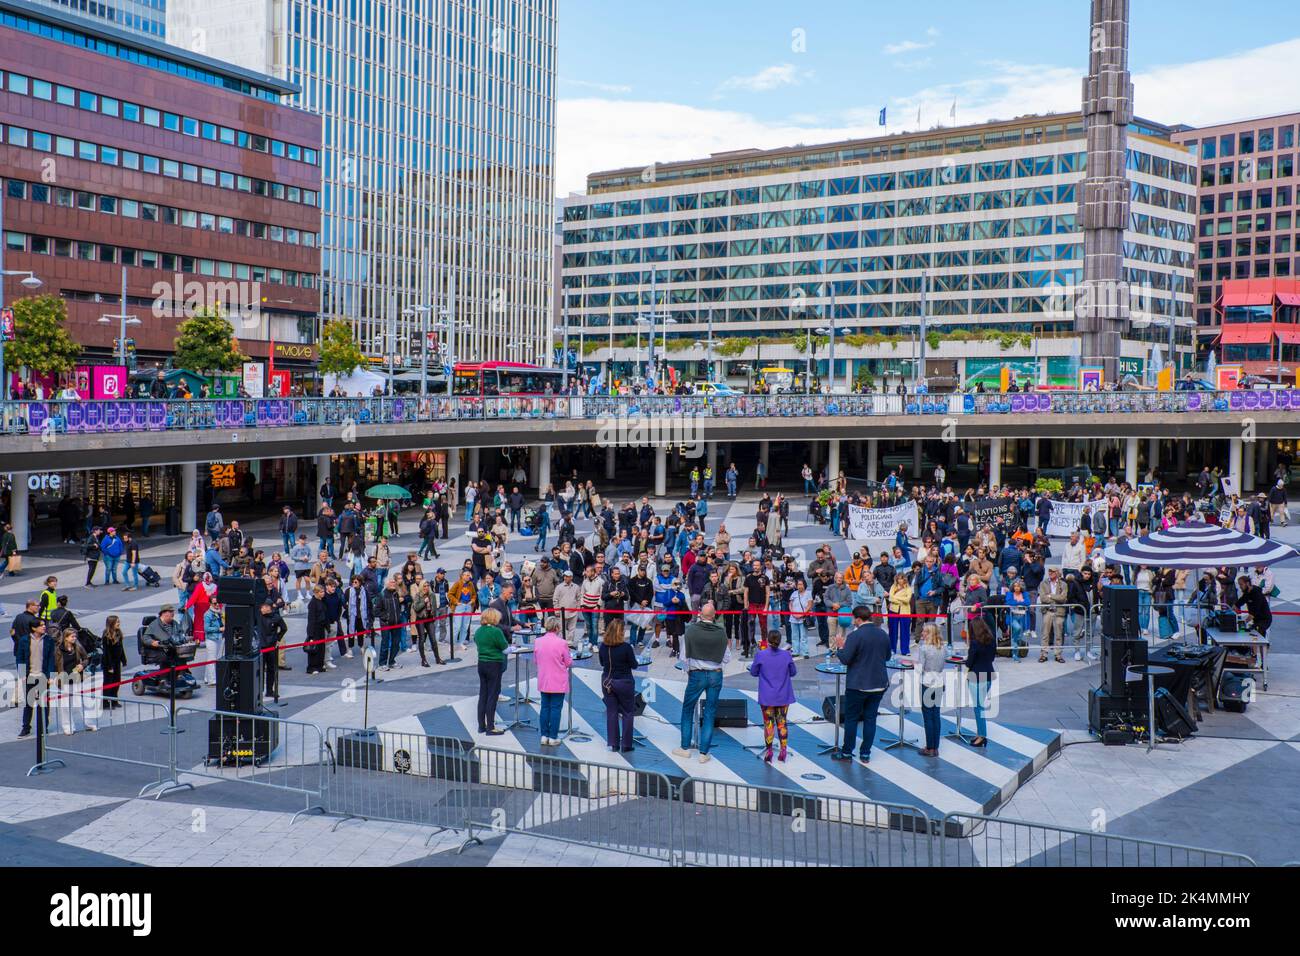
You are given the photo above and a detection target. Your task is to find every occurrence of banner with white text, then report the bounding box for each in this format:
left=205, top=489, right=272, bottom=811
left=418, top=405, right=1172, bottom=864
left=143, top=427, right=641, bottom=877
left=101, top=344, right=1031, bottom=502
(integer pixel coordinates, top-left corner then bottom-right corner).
left=848, top=500, right=920, bottom=541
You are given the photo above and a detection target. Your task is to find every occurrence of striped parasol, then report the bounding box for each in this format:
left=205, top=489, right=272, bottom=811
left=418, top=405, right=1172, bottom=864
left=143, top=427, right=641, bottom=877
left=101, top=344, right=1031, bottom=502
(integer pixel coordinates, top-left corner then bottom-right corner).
left=1103, top=519, right=1297, bottom=569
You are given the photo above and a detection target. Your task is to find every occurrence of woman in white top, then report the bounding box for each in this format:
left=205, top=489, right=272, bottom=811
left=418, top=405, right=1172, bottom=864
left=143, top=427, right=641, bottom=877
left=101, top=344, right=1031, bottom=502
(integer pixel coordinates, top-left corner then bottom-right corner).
left=787, top=578, right=813, bottom=659
left=463, top=484, right=477, bottom=523
left=1134, top=565, right=1153, bottom=637
left=914, top=623, right=947, bottom=757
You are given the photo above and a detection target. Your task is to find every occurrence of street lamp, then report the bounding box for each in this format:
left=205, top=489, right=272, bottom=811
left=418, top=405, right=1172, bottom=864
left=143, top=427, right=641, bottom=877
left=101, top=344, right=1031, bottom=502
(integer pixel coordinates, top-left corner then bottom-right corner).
left=402, top=304, right=433, bottom=396
left=0, top=270, right=41, bottom=399
left=98, top=312, right=142, bottom=365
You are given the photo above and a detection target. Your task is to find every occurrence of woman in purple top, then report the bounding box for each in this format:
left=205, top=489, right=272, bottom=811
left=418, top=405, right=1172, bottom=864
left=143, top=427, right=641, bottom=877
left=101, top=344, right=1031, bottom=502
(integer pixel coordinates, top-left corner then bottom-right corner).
left=748, top=629, right=797, bottom=763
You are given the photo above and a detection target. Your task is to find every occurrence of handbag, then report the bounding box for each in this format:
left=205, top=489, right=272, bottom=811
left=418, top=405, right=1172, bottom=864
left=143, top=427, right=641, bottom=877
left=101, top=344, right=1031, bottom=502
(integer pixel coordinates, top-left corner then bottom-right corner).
left=6, top=554, right=21, bottom=573
left=601, top=650, right=615, bottom=695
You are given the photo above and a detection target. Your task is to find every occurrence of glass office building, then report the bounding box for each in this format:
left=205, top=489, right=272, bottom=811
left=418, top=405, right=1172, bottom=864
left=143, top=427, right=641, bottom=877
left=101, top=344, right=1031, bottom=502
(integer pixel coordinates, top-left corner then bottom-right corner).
left=168, top=0, right=556, bottom=366
left=25, top=0, right=164, bottom=38
left=561, top=113, right=1197, bottom=382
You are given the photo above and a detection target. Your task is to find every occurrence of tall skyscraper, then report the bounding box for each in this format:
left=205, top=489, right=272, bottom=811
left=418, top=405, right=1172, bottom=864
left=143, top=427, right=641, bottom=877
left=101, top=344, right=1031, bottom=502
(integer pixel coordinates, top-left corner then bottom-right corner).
left=23, top=0, right=166, bottom=38
left=167, top=0, right=556, bottom=368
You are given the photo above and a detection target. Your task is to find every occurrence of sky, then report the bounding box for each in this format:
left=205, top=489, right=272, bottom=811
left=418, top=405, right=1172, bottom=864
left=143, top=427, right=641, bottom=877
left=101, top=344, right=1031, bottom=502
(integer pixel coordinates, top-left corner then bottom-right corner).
left=555, top=0, right=1300, bottom=196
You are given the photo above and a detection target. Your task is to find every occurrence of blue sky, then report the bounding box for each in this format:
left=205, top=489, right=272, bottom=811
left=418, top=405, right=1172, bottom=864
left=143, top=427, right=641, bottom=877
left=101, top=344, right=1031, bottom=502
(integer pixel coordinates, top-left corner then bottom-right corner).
left=554, top=0, right=1300, bottom=194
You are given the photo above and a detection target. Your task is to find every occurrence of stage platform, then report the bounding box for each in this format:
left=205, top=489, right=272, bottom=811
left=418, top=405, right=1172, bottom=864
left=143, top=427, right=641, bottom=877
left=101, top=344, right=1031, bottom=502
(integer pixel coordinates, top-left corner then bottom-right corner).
left=347, top=667, right=1061, bottom=831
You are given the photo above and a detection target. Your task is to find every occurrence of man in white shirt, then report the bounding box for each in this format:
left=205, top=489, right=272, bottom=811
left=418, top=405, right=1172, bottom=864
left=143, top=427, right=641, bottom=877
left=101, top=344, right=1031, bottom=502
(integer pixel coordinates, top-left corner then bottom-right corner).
left=551, top=570, right=582, bottom=648
left=1060, top=532, right=1087, bottom=578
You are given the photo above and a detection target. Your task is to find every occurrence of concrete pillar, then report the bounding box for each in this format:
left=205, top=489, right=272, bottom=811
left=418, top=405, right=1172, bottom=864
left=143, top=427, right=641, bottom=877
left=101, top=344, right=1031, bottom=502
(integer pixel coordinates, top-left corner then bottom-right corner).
left=827, top=439, right=841, bottom=486
left=605, top=445, right=617, bottom=481
left=1176, top=439, right=1187, bottom=480
left=849, top=440, right=862, bottom=468
left=1242, top=441, right=1256, bottom=494
left=1256, top=440, right=1270, bottom=486
left=808, top=441, right=820, bottom=471
left=444, top=447, right=459, bottom=486
left=180, top=462, right=197, bottom=534
left=1228, top=438, right=1243, bottom=496
left=467, top=447, right=481, bottom=484
left=315, top=454, right=331, bottom=490
left=653, top=445, right=667, bottom=498
left=537, top=445, right=551, bottom=494
left=1147, top=438, right=1160, bottom=474
left=11, top=473, right=29, bottom=551
left=912, top=440, right=923, bottom=479
left=527, top=448, right=539, bottom=489
left=947, top=437, right=960, bottom=468
left=989, top=438, right=1003, bottom=489
left=1028, top=438, right=1040, bottom=471
left=1124, top=438, right=1138, bottom=488
left=759, top=440, right=770, bottom=472
left=867, top=439, right=879, bottom=481
left=706, top=441, right=718, bottom=479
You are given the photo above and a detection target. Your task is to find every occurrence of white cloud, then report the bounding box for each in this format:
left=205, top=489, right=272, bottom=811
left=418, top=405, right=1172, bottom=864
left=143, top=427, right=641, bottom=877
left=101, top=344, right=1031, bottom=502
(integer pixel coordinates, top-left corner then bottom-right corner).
left=560, top=77, right=633, bottom=95
left=557, top=37, right=1300, bottom=197
left=883, top=39, right=934, bottom=56
left=715, top=63, right=806, bottom=95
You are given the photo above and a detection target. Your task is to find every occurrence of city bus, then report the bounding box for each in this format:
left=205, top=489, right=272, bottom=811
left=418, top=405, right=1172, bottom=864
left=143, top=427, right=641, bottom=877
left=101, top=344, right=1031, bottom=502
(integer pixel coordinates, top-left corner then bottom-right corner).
left=452, top=362, right=566, bottom=396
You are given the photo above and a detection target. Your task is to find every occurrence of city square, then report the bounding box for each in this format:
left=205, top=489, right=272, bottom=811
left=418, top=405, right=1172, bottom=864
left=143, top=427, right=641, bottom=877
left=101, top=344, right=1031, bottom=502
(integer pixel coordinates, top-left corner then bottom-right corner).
left=0, top=0, right=1297, bottom=925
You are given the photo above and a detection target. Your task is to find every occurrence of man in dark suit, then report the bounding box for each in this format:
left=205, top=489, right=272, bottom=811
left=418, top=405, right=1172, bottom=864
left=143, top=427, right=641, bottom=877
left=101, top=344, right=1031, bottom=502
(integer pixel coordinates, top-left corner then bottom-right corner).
left=834, top=605, right=891, bottom=765
left=17, top=620, right=55, bottom=738
left=489, top=583, right=527, bottom=640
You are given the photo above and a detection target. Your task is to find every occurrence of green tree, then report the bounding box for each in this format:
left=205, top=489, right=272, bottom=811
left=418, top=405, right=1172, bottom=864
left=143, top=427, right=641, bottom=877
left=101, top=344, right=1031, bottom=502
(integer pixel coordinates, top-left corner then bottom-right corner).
left=5, top=295, right=81, bottom=375
left=173, top=307, right=247, bottom=374
left=317, top=319, right=365, bottom=376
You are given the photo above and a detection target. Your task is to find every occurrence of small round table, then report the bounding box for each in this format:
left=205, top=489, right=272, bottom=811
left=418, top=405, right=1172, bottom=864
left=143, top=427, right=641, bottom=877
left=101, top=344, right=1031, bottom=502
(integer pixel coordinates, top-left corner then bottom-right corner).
left=505, top=645, right=534, bottom=731
left=814, top=661, right=847, bottom=755
left=1127, top=663, right=1175, bottom=752
left=881, top=659, right=922, bottom=752
left=944, top=655, right=977, bottom=745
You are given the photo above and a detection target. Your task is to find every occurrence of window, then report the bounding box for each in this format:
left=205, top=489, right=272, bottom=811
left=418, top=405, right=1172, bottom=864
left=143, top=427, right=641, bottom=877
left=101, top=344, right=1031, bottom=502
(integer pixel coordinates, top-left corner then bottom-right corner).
left=7, top=74, right=29, bottom=95
left=143, top=107, right=161, bottom=127
left=122, top=102, right=141, bottom=122
left=121, top=150, right=140, bottom=170
left=100, top=97, right=119, bottom=117
left=163, top=113, right=181, bottom=132
left=32, top=79, right=52, bottom=100
left=55, top=137, right=74, bottom=157
left=78, top=91, right=97, bottom=111
left=77, top=141, right=96, bottom=161
left=56, top=86, right=74, bottom=106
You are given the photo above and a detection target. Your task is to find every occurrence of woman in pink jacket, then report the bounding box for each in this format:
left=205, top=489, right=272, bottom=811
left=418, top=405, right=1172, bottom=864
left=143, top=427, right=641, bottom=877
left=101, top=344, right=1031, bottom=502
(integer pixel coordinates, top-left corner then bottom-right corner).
left=533, top=615, right=572, bottom=746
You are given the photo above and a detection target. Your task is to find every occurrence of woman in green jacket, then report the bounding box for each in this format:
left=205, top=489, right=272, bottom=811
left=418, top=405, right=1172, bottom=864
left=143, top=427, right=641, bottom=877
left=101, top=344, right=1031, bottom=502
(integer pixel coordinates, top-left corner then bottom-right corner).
left=474, top=608, right=509, bottom=735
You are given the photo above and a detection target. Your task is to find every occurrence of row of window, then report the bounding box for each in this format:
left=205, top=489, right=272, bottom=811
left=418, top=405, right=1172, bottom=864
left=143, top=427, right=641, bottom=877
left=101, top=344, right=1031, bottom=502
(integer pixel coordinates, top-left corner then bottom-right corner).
left=1187, top=126, right=1299, bottom=161
left=2, top=230, right=316, bottom=289
left=556, top=293, right=1186, bottom=323
left=570, top=150, right=1194, bottom=222
left=1198, top=259, right=1297, bottom=282
left=0, top=68, right=318, bottom=165
left=588, top=120, right=1191, bottom=191
left=2, top=123, right=320, bottom=207
left=4, top=178, right=319, bottom=248
left=1198, top=185, right=1294, bottom=215
left=1199, top=155, right=1297, bottom=188
left=1200, top=233, right=1297, bottom=258
left=1, top=9, right=285, bottom=102
left=1199, top=213, right=1295, bottom=237
left=562, top=241, right=1190, bottom=285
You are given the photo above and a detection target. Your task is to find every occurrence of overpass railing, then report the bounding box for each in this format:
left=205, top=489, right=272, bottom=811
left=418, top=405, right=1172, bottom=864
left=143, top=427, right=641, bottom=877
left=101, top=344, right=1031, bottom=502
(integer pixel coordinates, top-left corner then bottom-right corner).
left=2, top=389, right=1294, bottom=437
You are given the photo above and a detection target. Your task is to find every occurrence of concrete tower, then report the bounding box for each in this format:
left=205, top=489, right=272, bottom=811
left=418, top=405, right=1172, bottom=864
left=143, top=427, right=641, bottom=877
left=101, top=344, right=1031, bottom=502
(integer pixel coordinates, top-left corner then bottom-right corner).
left=1078, top=0, right=1133, bottom=384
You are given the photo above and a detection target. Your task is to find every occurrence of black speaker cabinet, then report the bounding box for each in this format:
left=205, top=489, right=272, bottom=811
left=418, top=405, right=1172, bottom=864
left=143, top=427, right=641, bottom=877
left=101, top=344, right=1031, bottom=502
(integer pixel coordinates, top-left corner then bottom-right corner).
left=713, top=698, right=748, bottom=728
left=216, top=576, right=269, bottom=608
left=221, top=605, right=263, bottom=657
left=821, top=695, right=844, bottom=723
left=1101, top=636, right=1148, bottom=695
left=1154, top=688, right=1196, bottom=739
left=1101, top=585, right=1141, bottom=639
left=1088, top=687, right=1144, bottom=735
left=215, top=656, right=264, bottom=714
left=206, top=711, right=278, bottom=766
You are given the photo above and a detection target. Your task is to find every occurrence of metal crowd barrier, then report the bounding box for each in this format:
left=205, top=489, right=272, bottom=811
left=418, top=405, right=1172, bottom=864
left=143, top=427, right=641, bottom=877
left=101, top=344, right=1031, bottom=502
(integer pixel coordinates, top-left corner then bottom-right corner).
left=36, top=694, right=176, bottom=796
left=3, top=389, right=1292, bottom=436
left=940, top=813, right=1258, bottom=867
left=675, top=778, right=935, bottom=867
left=463, top=746, right=676, bottom=864
left=322, top=726, right=474, bottom=840
left=171, top=705, right=327, bottom=816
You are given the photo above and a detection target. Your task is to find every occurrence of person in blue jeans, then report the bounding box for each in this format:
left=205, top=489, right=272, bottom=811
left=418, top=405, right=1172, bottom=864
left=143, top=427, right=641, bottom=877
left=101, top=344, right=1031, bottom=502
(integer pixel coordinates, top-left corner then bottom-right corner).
left=964, top=617, right=997, bottom=746
left=672, top=603, right=729, bottom=761
left=99, top=528, right=125, bottom=585
left=914, top=623, right=947, bottom=756
left=835, top=605, right=891, bottom=764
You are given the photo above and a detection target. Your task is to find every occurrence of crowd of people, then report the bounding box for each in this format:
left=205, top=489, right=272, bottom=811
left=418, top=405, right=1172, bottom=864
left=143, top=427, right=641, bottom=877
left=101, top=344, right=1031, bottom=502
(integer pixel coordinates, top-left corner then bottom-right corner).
left=5, top=446, right=1290, bottom=760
